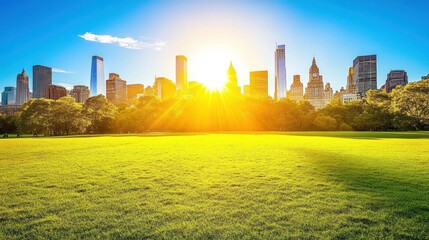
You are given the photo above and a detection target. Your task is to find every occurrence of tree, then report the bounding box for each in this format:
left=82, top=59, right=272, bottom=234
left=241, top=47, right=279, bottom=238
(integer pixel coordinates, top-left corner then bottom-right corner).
left=50, top=97, right=87, bottom=135
left=17, top=99, right=52, bottom=135
left=313, top=114, right=337, bottom=131
left=83, top=95, right=117, bottom=134
left=391, top=80, right=429, bottom=130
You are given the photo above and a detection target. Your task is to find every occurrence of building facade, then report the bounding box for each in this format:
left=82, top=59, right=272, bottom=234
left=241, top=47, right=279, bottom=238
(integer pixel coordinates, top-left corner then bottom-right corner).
left=48, top=85, right=67, bottom=100
left=249, top=70, right=268, bottom=98
left=386, top=70, right=408, bottom=93
left=106, top=73, right=127, bottom=104
left=155, top=77, right=176, bottom=100
left=176, top=55, right=188, bottom=93
left=15, top=69, right=30, bottom=105
left=288, top=75, right=303, bottom=101
left=33, top=65, right=52, bottom=98
left=275, top=44, right=287, bottom=99
left=342, top=67, right=361, bottom=103
left=305, top=57, right=326, bottom=108
left=2, top=87, right=16, bottom=105
left=70, top=85, right=90, bottom=103
left=226, top=62, right=241, bottom=95
left=90, top=56, right=105, bottom=96
left=127, top=84, right=145, bottom=101
left=353, top=55, right=377, bottom=97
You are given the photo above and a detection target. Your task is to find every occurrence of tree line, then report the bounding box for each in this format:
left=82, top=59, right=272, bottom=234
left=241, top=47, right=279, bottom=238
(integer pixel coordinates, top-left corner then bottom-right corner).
left=1, top=79, right=428, bottom=135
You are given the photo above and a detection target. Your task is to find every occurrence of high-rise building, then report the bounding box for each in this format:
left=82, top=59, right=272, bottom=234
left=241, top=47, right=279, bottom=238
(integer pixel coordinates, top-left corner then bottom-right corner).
left=1, top=87, right=16, bottom=105
left=176, top=55, right=188, bottom=93
left=243, top=85, right=250, bottom=97
left=324, top=83, right=334, bottom=104
left=106, top=73, right=127, bottom=104
left=288, top=75, right=303, bottom=101
left=90, top=56, right=105, bottom=96
left=48, top=84, right=67, bottom=100
left=154, top=77, right=176, bottom=100
left=226, top=62, right=241, bottom=95
left=275, top=44, right=287, bottom=99
left=127, top=84, right=144, bottom=101
left=33, top=65, right=52, bottom=98
left=353, top=55, right=377, bottom=97
left=342, top=67, right=361, bottom=103
left=386, top=70, right=408, bottom=93
left=15, top=69, right=30, bottom=105
left=70, top=85, right=90, bottom=103
left=249, top=70, right=268, bottom=98
left=305, top=57, right=325, bottom=108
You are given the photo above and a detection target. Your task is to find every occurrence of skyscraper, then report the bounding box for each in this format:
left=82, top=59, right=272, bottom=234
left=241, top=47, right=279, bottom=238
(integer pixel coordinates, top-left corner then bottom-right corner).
left=226, top=62, right=241, bottom=95
left=288, top=75, right=303, bottom=101
left=48, top=85, right=67, bottom=100
left=386, top=70, right=408, bottom=93
left=1, top=87, right=16, bottom=105
left=176, top=55, right=188, bottom=93
left=106, top=73, right=127, bottom=104
left=305, top=57, right=325, bottom=108
left=249, top=70, right=268, bottom=98
left=70, top=85, right=90, bottom=103
left=353, top=55, right=377, bottom=97
left=33, top=65, right=52, bottom=99
left=15, top=69, right=30, bottom=105
left=90, top=56, right=105, bottom=96
left=275, top=44, right=286, bottom=99
left=154, top=77, right=176, bottom=100
left=342, top=67, right=360, bottom=103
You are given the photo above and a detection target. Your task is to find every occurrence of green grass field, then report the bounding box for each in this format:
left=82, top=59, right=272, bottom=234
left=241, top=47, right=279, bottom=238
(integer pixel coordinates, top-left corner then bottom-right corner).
left=1, top=132, right=429, bottom=239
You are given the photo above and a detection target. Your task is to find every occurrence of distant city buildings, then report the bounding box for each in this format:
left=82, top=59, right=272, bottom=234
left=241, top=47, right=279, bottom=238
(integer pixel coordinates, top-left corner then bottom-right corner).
left=275, top=44, right=287, bottom=99
left=127, top=84, right=144, bottom=101
left=106, top=73, right=127, bottom=104
left=90, top=56, right=105, bottom=96
left=288, top=75, right=303, bottom=101
left=176, top=55, right=188, bottom=93
left=385, top=70, right=408, bottom=93
left=15, top=69, right=30, bottom=105
left=33, top=65, right=52, bottom=98
left=353, top=55, right=377, bottom=97
left=421, top=74, right=429, bottom=80
left=226, top=62, right=241, bottom=94
left=2, top=87, right=16, bottom=105
left=305, top=57, right=327, bottom=108
left=155, top=77, right=176, bottom=100
left=70, top=85, right=90, bottom=103
left=48, top=84, right=67, bottom=100
left=249, top=70, right=268, bottom=98
left=342, top=67, right=361, bottom=103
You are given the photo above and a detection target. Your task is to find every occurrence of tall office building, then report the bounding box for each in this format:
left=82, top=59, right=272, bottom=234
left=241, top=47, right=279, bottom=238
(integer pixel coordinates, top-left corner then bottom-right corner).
left=342, top=67, right=360, bottom=103
left=127, top=84, right=145, bottom=101
left=15, top=69, right=30, bottom=105
left=305, top=57, right=325, bottom=108
left=1, top=87, right=16, bottom=105
left=249, top=70, right=268, bottom=98
left=70, top=85, right=90, bottom=103
left=106, top=73, right=127, bottom=104
left=90, top=56, right=105, bottom=96
left=386, top=70, right=408, bottom=93
left=353, top=55, right=377, bottom=97
left=155, top=77, right=176, bottom=100
left=48, top=85, right=67, bottom=100
left=33, top=65, right=52, bottom=98
left=288, top=75, right=303, bottom=101
left=176, top=55, right=188, bottom=93
left=226, top=62, right=241, bottom=95
left=275, top=44, right=287, bottom=99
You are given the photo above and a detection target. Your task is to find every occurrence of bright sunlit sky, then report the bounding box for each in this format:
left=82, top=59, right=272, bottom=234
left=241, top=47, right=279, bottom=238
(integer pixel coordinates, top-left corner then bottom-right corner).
left=0, top=0, right=428, bottom=95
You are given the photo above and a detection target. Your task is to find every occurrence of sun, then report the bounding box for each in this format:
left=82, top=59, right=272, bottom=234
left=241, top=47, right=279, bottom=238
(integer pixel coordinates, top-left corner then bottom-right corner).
left=190, top=46, right=236, bottom=91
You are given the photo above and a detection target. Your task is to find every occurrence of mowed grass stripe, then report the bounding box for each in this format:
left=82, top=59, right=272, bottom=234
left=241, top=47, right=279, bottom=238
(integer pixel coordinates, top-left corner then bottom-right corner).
left=1, top=132, right=429, bottom=239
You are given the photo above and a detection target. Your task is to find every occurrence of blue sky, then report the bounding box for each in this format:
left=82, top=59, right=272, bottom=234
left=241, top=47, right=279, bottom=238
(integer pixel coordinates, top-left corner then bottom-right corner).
left=0, top=0, right=428, bottom=96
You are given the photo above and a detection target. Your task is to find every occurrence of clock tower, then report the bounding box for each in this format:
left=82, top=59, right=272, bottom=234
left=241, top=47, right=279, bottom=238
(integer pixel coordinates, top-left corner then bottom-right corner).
left=305, top=57, right=325, bottom=108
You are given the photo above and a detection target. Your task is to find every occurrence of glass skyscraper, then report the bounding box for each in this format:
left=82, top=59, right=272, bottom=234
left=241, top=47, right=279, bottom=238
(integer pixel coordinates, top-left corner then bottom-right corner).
left=275, top=44, right=287, bottom=99
left=176, top=55, right=188, bottom=93
left=90, top=56, right=105, bottom=96
left=353, top=55, right=377, bottom=97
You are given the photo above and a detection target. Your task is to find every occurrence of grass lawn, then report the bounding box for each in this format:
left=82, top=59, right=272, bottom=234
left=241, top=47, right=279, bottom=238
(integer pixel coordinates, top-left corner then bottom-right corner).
left=1, top=132, right=429, bottom=239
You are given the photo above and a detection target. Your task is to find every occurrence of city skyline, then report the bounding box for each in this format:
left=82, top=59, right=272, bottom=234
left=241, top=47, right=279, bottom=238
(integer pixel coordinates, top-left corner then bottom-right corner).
left=0, top=0, right=428, bottom=97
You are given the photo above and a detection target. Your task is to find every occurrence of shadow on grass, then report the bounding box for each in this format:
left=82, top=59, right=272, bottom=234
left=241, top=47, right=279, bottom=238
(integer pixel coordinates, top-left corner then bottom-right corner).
left=279, top=131, right=429, bottom=140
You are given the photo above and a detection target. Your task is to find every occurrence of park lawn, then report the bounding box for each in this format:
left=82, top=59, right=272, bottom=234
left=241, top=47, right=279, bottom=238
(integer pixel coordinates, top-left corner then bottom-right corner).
left=1, top=132, right=429, bottom=239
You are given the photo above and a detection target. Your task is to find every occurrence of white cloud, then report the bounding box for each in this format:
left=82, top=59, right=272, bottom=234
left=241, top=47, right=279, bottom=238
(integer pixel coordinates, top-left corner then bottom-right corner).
left=56, top=83, right=74, bottom=90
left=52, top=68, right=74, bottom=74
left=78, top=32, right=166, bottom=50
